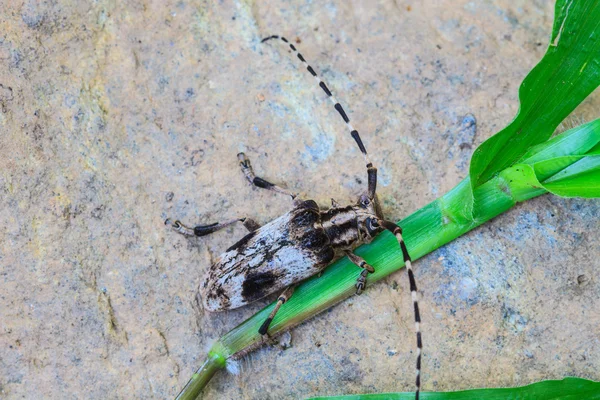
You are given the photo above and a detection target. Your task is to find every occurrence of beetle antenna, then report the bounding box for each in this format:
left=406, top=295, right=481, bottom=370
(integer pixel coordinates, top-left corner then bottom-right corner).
left=261, top=35, right=377, bottom=200
left=378, top=220, right=422, bottom=400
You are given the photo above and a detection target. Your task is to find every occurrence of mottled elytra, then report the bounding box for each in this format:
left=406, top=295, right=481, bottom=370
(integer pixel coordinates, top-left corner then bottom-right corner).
left=166, top=35, right=423, bottom=398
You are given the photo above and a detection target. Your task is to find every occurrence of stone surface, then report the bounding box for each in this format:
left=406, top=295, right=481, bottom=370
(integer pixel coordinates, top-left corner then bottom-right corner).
left=1, top=1, right=599, bottom=399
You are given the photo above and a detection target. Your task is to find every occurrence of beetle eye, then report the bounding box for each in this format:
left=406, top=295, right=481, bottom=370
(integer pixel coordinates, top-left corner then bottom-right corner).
left=369, top=218, right=379, bottom=230
left=366, top=217, right=380, bottom=235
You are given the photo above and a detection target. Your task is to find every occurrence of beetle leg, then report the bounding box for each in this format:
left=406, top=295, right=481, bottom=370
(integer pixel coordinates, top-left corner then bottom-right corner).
left=241, top=218, right=261, bottom=232
left=238, top=152, right=297, bottom=199
left=258, top=286, right=295, bottom=335
left=355, top=269, right=369, bottom=295
left=165, top=217, right=260, bottom=236
left=346, top=251, right=375, bottom=294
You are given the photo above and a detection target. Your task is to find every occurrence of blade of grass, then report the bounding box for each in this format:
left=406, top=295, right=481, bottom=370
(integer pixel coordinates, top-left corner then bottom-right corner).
left=497, top=156, right=600, bottom=200
left=543, top=155, right=600, bottom=196
left=306, top=377, right=600, bottom=400
left=469, top=0, right=600, bottom=188
left=519, top=119, right=600, bottom=164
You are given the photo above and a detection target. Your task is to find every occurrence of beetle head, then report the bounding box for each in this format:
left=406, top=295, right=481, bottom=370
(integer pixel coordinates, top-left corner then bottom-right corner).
left=355, top=193, right=384, bottom=240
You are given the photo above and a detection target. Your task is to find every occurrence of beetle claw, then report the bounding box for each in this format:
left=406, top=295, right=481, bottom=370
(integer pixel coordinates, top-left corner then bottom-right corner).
left=355, top=269, right=368, bottom=295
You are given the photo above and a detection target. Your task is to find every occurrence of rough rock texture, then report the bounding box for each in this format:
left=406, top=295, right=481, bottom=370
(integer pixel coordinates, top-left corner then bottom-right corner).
left=1, top=1, right=599, bottom=399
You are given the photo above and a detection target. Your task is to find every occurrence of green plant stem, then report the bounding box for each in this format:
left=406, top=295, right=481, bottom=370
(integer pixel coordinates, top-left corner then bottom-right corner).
left=177, top=173, right=548, bottom=398
left=175, top=352, right=226, bottom=400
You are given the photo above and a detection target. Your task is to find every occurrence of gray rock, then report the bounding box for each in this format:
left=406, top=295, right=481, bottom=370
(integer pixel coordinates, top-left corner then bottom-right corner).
left=1, top=1, right=598, bottom=399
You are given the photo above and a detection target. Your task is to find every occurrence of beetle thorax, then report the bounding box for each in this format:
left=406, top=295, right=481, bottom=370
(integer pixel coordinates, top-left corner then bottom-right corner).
left=320, top=195, right=384, bottom=250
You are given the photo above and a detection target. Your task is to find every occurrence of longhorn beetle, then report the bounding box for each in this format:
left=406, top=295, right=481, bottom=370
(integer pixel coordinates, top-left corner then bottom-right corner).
left=166, top=35, right=423, bottom=398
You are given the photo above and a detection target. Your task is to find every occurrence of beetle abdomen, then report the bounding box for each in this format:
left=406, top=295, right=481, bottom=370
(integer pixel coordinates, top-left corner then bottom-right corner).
left=201, top=200, right=334, bottom=311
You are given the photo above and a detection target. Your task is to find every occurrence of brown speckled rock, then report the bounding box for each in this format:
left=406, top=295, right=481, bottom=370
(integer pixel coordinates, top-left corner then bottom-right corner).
left=1, top=1, right=598, bottom=399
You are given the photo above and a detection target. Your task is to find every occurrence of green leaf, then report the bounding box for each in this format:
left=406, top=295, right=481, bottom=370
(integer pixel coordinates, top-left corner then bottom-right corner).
left=530, top=155, right=584, bottom=181
left=307, top=377, right=600, bottom=400
left=544, top=155, right=600, bottom=196
left=511, top=118, right=600, bottom=190
left=501, top=154, right=600, bottom=198
left=589, top=142, right=600, bottom=154
left=469, top=0, right=600, bottom=189
left=520, top=118, right=600, bottom=165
